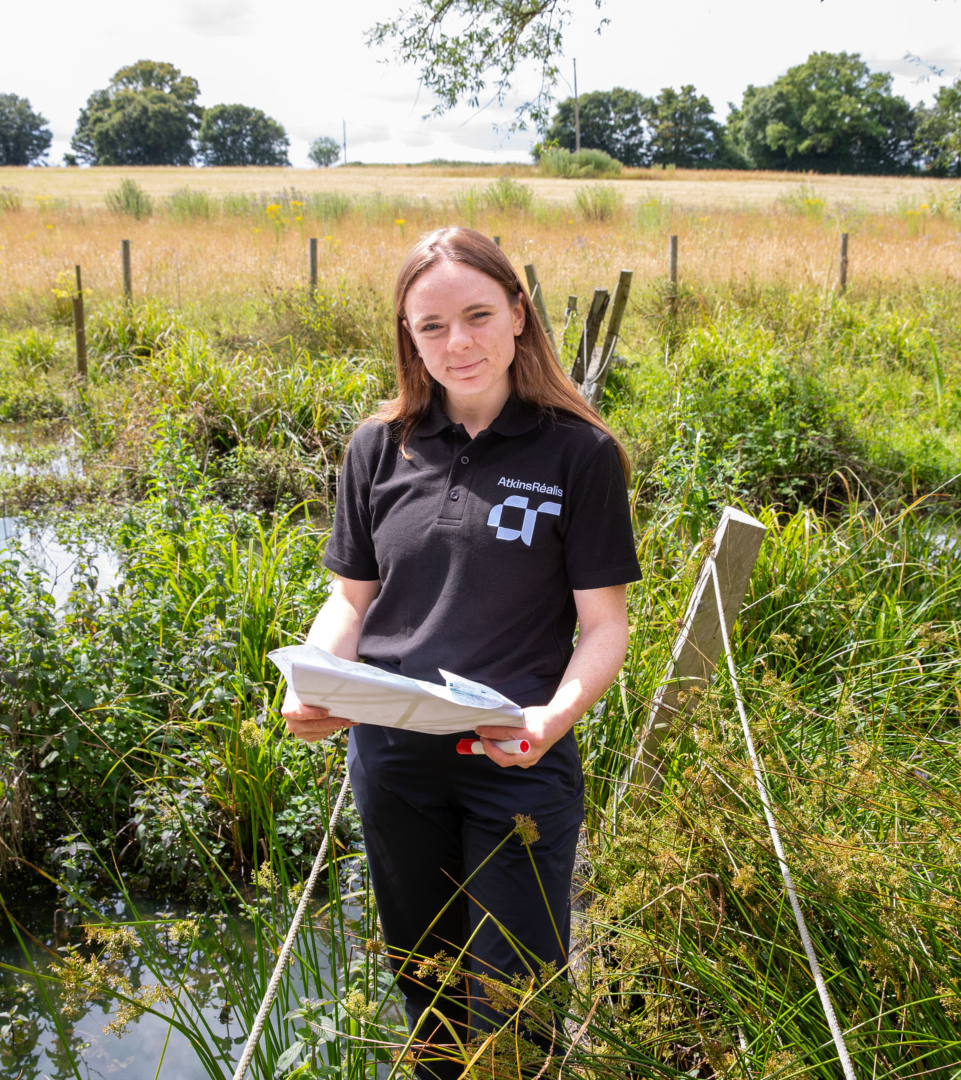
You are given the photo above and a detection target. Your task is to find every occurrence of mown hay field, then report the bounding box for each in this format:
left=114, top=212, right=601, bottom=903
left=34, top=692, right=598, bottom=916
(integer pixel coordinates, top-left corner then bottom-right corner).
left=3, top=164, right=959, bottom=211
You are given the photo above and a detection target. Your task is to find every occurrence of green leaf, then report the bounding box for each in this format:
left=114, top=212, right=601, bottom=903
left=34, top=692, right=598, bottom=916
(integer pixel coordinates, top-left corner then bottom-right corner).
left=273, top=1044, right=303, bottom=1072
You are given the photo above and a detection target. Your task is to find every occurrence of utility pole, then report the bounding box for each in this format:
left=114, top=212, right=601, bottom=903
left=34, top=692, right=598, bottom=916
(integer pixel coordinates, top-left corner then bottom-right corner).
left=573, top=58, right=580, bottom=153
left=342, top=120, right=347, bottom=165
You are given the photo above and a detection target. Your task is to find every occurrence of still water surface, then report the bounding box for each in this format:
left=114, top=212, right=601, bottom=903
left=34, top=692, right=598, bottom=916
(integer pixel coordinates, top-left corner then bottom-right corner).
left=0, top=880, right=355, bottom=1080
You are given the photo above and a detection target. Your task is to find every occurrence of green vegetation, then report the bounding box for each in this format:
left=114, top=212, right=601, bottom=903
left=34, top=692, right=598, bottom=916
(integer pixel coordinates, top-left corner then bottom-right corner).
left=308, top=135, right=342, bottom=168
left=483, top=174, right=534, bottom=212
left=72, top=60, right=202, bottom=167
left=369, top=0, right=961, bottom=175
left=196, top=103, right=290, bottom=167
left=0, top=193, right=959, bottom=1075
left=546, top=85, right=742, bottom=170
left=539, top=147, right=623, bottom=177
left=0, top=93, right=52, bottom=166
left=573, top=183, right=623, bottom=221
left=104, top=176, right=154, bottom=219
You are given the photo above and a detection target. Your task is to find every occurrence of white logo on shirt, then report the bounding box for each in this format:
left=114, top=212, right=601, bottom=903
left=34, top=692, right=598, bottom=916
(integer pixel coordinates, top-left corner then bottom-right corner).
left=487, top=495, right=561, bottom=546
left=497, top=476, right=564, bottom=497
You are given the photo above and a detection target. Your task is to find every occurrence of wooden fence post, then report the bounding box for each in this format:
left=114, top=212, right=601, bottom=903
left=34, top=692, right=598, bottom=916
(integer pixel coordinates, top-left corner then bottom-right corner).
left=570, top=287, right=609, bottom=384
left=308, top=238, right=318, bottom=296
left=615, top=506, right=766, bottom=812
left=121, top=239, right=132, bottom=303
left=839, top=232, right=849, bottom=295
left=72, top=265, right=87, bottom=380
left=668, top=235, right=678, bottom=317
left=584, top=269, right=632, bottom=407
left=492, top=235, right=501, bottom=247
left=524, top=263, right=558, bottom=360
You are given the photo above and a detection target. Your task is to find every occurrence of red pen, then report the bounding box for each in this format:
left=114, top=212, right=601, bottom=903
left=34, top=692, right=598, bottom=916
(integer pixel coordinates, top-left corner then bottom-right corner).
left=456, top=738, right=531, bottom=755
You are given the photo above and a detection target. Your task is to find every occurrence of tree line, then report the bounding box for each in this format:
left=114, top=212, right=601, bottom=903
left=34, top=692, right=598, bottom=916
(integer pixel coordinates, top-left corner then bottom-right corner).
left=542, top=52, right=961, bottom=175
left=0, top=61, right=341, bottom=168
left=2, top=52, right=960, bottom=175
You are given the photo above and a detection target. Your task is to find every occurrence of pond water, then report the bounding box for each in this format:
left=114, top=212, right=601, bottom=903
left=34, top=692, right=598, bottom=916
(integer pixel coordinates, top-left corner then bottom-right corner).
left=0, top=422, right=120, bottom=608
left=0, top=516, right=121, bottom=609
left=0, top=422, right=80, bottom=480
left=0, top=878, right=368, bottom=1080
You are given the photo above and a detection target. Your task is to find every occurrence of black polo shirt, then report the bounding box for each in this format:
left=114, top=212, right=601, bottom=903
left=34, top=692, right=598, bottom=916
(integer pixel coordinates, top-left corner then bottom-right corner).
left=322, top=395, right=640, bottom=708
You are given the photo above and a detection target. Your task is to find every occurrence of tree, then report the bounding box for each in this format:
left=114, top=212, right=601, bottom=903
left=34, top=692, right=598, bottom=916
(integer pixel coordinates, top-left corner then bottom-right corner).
left=544, top=84, right=744, bottom=169
left=648, top=86, right=732, bottom=168
left=71, top=60, right=201, bottom=166
left=544, top=88, right=652, bottom=166
left=197, top=104, right=290, bottom=166
left=367, top=0, right=608, bottom=132
left=0, top=94, right=52, bottom=165
left=915, top=79, right=961, bottom=176
left=729, top=52, right=916, bottom=174
left=308, top=136, right=342, bottom=167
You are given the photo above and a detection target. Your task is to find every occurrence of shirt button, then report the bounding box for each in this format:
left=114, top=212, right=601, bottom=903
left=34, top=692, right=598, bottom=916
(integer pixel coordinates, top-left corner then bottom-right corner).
left=449, top=490, right=460, bottom=501
left=460, top=456, right=469, bottom=465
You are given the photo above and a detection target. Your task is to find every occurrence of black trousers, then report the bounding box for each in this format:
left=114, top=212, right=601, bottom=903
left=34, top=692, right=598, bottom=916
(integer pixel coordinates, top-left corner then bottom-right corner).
left=348, top=724, right=583, bottom=1080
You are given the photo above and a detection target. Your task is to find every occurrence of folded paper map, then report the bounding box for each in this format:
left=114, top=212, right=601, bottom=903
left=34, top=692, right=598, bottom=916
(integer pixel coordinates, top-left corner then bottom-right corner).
left=268, top=645, right=525, bottom=735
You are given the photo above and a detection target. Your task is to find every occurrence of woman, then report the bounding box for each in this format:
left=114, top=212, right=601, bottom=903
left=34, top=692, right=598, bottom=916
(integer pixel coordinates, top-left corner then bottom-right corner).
left=283, top=228, right=639, bottom=1078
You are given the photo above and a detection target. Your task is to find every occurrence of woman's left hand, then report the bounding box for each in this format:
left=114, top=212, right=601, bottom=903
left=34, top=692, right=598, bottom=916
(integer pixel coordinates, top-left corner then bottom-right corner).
left=474, top=706, right=561, bottom=769
left=474, top=584, right=631, bottom=769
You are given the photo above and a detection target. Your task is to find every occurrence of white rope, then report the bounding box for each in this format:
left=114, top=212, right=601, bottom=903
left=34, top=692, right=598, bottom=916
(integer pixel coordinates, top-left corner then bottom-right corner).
left=232, top=772, right=353, bottom=1080
left=708, top=558, right=859, bottom=1080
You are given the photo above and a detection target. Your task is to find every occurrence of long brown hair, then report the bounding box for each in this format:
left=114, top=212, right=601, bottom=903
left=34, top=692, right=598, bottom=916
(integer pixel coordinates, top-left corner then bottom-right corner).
left=374, top=227, right=630, bottom=480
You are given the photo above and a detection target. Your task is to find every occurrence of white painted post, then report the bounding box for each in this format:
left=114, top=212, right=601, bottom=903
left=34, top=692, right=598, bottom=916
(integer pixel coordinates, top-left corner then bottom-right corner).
left=616, top=506, right=767, bottom=809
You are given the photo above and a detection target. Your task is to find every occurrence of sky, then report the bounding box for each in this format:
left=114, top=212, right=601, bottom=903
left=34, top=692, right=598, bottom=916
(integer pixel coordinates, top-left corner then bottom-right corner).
left=5, top=0, right=961, bottom=167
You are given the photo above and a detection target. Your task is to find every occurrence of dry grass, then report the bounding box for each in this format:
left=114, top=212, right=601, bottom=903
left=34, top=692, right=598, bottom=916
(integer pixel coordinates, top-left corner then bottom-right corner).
left=0, top=181, right=959, bottom=328
left=2, top=164, right=959, bottom=211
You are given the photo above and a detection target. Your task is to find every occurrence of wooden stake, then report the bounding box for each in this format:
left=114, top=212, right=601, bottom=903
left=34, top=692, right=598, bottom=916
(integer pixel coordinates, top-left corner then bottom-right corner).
left=616, top=507, right=766, bottom=811
left=524, top=263, right=558, bottom=360
left=585, top=269, right=632, bottom=407
left=668, top=234, right=678, bottom=316
left=308, top=238, right=318, bottom=295
left=121, top=239, right=132, bottom=302
left=839, top=232, right=849, bottom=294
left=72, top=286, right=87, bottom=381
left=570, top=287, right=609, bottom=384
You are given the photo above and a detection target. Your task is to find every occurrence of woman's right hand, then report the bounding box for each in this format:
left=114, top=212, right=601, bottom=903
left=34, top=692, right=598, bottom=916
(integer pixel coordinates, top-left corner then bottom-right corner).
left=282, top=687, right=355, bottom=743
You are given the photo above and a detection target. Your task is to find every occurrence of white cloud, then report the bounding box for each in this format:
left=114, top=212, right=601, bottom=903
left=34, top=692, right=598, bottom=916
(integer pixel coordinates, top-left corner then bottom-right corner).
left=179, top=0, right=252, bottom=37
left=399, top=129, right=434, bottom=148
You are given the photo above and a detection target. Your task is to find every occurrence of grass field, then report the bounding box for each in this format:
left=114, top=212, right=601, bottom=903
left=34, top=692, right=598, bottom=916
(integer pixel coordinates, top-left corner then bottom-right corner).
left=1, top=167, right=959, bottom=328
left=3, top=164, right=959, bottom=211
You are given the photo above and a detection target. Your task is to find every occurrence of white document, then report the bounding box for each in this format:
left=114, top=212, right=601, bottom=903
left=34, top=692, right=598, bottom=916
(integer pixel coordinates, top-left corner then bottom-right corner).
left=268, top=645, right=525, bottom=735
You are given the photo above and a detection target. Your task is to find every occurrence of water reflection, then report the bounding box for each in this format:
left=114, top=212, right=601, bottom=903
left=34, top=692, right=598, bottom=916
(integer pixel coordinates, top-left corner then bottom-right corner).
left=0, top=884, right=366, bottom=1080
left=0, top=518, right=121, bottom=610
left=0, top=422, right=81, bottom=480
left=0, top=423, right=116, bottom=608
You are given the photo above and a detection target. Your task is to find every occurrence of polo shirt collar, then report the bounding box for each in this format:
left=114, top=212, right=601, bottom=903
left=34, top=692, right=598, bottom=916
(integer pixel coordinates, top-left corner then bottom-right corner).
left=413, top=393, right=542, bottom=439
